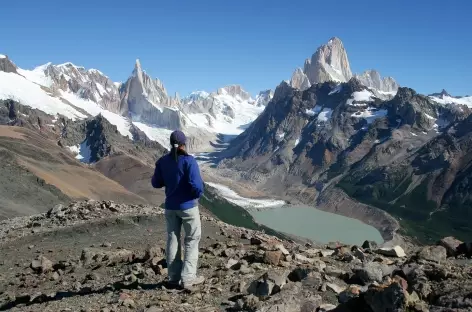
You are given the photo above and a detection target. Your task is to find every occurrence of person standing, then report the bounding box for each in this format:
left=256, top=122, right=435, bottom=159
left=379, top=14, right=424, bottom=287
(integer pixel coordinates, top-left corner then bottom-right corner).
left=151, top=130, right=205, bottom=289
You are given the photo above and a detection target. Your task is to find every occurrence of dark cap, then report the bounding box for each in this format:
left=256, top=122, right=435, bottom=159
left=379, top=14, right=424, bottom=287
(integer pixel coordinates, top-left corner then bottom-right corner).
left=170, top=130, right=187, bottom=147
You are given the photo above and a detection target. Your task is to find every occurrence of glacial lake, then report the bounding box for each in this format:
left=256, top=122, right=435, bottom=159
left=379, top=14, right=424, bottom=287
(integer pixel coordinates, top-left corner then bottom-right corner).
left=250, top=205, right=384, bottom=245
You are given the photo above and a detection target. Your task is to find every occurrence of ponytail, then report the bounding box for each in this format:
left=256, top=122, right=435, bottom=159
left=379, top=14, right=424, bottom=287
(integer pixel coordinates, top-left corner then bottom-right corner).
left=173, top=144, right=179, bottom=162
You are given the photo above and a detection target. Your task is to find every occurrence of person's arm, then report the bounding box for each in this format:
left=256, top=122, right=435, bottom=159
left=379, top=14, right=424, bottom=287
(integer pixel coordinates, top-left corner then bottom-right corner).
left=151, top=159, right=165, bottom=188
left=187, top=157, right=204, bottom=198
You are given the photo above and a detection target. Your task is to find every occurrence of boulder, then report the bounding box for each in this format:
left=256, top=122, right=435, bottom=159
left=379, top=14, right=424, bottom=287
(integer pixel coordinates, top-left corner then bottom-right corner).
left=364, top=282, right=407, bottom=312
left=417, top=246, right=447, bottom=263
left=354, top=262, right=384, bottom=285
left=438, top=236, right=462, bottom=257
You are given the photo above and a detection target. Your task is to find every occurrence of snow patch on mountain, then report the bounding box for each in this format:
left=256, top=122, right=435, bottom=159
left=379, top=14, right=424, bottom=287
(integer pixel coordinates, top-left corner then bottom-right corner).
left=17, top=63, right=53, bottom=87
left=68, top=140, right=92, bottom=163
left=430, top=95, right=472, bottom=107
left=206, top=182, right=285, bottom=209
left=305, top=106, right=323, bottom=116
left=317, top=108, right=333, bottom=122
left=60, top=92, right=133, bottom=138
left=183, top=87, right=265, bottom=136
left=131, top=121, right=174, bottom=150
left=346, top=90, right=375, bottom=106
left=0, top=71, right=86, bottom=119
left=351, top=107, right=388, bottom=124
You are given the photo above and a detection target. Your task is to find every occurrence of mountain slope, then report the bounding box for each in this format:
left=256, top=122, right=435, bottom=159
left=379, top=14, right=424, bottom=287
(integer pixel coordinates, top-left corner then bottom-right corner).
left=219, top=78, right=472, bottom=242
left=0, top=125, right=147, bottom=219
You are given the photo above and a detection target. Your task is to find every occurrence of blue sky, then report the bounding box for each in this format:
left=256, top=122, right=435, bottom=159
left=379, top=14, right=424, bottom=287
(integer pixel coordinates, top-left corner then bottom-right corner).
left=1, top=0, right=471, bottom=97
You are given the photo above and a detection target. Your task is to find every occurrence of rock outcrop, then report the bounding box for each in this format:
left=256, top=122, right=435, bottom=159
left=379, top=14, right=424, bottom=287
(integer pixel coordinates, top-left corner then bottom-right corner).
left=254, top=89, right=274, bottom=107
left=303, top=37, right=353, bottom=84
left=0, top=54, right=18, bottom=73
left=355, top=69, right=399, bottom=93
left=290, top=68, right=311, bottom=91
left=119, top=59, right=184, bottom=129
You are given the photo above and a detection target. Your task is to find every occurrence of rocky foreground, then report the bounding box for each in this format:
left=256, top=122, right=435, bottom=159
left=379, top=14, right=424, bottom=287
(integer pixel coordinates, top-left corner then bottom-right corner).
left=0, top=201, right=471, bottom=312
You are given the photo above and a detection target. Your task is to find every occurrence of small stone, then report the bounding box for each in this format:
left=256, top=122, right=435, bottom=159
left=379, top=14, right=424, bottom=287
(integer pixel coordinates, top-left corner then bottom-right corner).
left=101, top=242, right=112, bottom=248
left=288, top=267, right=311, bottom=282
left=339, top=285, right=361, bottom=303
left=247, top=270, right=288, bottom=297
left=275, top=244, right=290, bottom=255
left=263, top=250, right=282, bottom=266
left=352, top=246, right=367, bottom=261
left=324, top=266, right=346, bottom=278
left=320, top=249, right=335, bottom=257
left=28, top=245, right=35, bottom=250
left=326, top=282, right=345, bottom=294
left=295, top=253, right=314, bottom=264
left=376, top=246, right=406, bottom=258
left=31, top=256, right=53, bottom=274
left=250, top=237, right=263, bottom=245
left=226, top=258, right=240, bottom=270
left=51, top=272, right=60, bottom=281
left=243, top=294, right=260, bottom=310
left=393, top=275, right=408, bottom=292
left=304, top=249, right=321, bottom=257
left=318, top=303, right=337, bottom=311
left=362, top=240, right=378, bottom=250
left=145, top=268, right=155, bottom=277
left=230, top=281, right=246, bottom=293
left=48, top=204, right=64, bottom=217
left=144, top=245, right=163, bottom=261
left=122, top=298, right=135, bottom=308
left=222, top=248, right=235, bottom=258
left=239, top=265, right=252, bottom=274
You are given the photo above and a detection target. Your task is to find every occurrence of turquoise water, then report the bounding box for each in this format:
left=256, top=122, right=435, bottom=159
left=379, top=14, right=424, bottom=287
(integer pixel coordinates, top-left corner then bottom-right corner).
left=250, top=205, right=384, bottom=245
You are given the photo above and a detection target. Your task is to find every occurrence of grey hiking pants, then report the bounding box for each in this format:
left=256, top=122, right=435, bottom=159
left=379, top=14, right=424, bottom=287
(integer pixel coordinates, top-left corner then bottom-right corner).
left=165, top=206, right=201, bottom=283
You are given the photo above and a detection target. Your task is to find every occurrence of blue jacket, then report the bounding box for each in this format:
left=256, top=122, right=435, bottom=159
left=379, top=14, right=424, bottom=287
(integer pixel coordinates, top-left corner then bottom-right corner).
left=151, top=151, right=204, bottom=210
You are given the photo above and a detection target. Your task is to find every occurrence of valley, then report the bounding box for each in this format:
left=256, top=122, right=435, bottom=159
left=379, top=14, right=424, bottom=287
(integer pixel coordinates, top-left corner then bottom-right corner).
left=1, top=35, right=472, bottom=246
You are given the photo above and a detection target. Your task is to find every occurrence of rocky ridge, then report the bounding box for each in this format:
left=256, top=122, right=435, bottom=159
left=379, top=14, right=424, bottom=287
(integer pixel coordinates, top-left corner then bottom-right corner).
left=0, top=200, right=471, bottom=311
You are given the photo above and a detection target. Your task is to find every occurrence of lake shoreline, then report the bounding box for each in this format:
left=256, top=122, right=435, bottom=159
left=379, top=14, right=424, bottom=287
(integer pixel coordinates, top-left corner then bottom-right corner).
left=204, top=182, right=385, bottom=246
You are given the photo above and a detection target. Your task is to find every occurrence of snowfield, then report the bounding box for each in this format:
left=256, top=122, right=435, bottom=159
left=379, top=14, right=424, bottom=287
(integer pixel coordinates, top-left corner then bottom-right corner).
left=0, top=71, right=86, bottom=119
left=132, top=121, right=174, bottom=150
left=351, top=107, right=388, bottom=124
left=430, top=95, right=472, bottom=107
left=206, top=182, right=286, bottom=209
left=346, top=90, right=375, bottom=106
left=185, top=90, right=265, bottom=136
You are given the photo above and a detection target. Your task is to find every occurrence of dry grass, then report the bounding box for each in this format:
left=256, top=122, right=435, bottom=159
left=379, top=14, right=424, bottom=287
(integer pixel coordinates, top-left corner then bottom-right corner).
left=0, top=127, right=26, bottom=140
left=1, top=126, right=147, bottom=204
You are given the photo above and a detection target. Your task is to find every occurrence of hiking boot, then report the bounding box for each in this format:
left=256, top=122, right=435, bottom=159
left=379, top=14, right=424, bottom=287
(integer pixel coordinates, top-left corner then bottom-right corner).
left=166, top=280, right=180, bottom=289
left=182, top=276, right=205, bottom=290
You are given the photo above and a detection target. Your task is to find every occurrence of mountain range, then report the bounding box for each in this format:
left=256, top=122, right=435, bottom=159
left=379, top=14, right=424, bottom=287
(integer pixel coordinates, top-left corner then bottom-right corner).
left=1, top=36, right=472, bottom=244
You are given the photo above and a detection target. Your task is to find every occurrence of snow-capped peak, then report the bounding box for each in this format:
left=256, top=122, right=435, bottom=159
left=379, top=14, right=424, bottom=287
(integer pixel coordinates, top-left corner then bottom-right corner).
left=0, top=54, right=6, bottom=59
